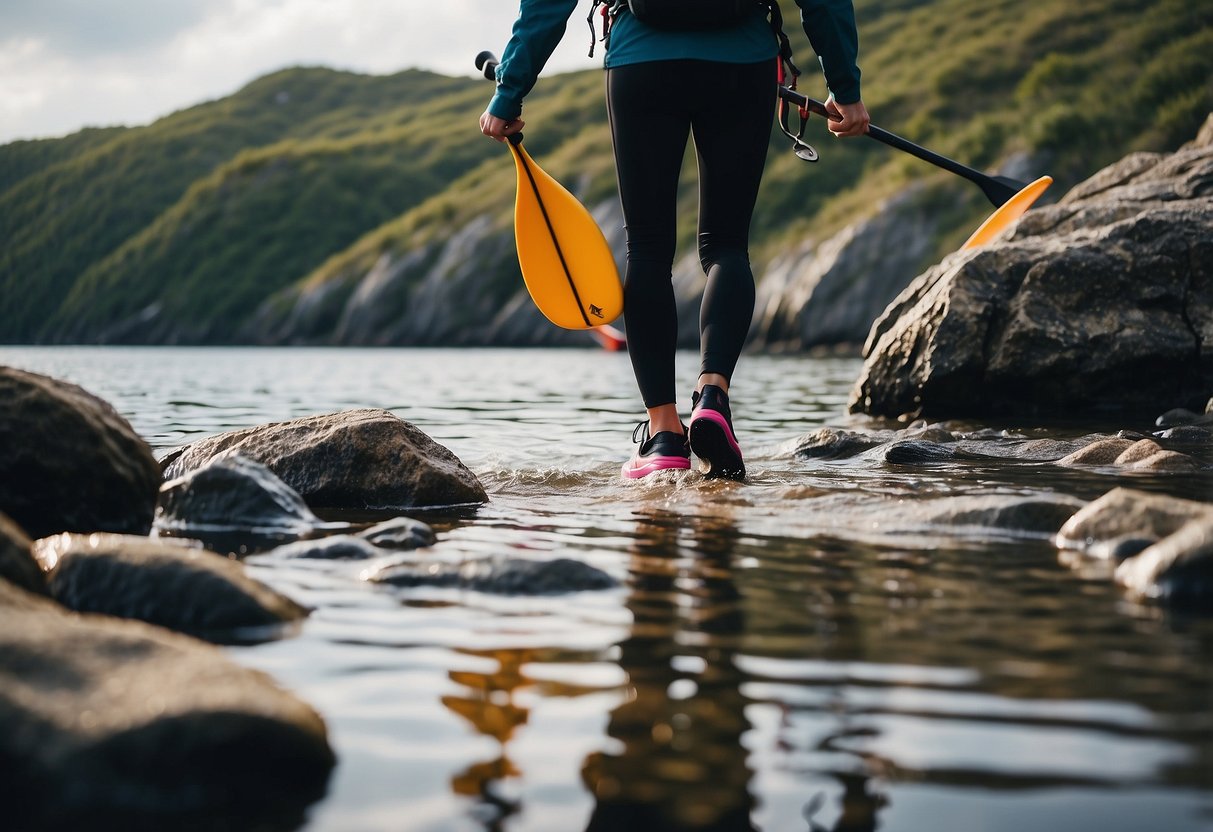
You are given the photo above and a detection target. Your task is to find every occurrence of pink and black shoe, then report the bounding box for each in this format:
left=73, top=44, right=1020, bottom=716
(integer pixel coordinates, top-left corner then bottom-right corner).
left=621, top=421, right=691, bottom=479
left=689, top=384, right=745, bottom=481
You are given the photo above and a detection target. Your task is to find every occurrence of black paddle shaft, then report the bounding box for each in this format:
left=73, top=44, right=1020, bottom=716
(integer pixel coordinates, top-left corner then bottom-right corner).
left=777, top=86, right=1025, bottom=207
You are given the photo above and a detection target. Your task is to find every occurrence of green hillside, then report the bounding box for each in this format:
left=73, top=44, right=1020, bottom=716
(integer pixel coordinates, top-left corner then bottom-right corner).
left=1, top=0, right=1209, bottom=345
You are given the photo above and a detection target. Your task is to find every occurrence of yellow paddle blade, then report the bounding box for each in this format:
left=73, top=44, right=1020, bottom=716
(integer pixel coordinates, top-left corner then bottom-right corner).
left=510, top=142, right=622, bottom=330
left=962, top=176, right=1054, bottom=249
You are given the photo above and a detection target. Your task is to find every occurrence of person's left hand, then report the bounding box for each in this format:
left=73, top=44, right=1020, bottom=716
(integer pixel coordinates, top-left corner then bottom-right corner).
left=480, top=111, right=525, bottom=142
left=825, top=96, right=870, bottom=138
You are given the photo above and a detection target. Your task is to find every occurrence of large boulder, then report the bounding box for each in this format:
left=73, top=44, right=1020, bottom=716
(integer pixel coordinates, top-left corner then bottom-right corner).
left=0, top=580, right=334, bottom=829
left=0, top=511, right=45, bottom=595
left=161, top=408, right=487, bottom=510
left=33, top=533, right=307, bottom=641
left=0, top=367, right=161, bottom=538
left=851, top=115, right=1213, bottom=418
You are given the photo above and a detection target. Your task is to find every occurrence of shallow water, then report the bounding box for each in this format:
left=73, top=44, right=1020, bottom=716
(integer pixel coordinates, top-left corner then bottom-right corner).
left=4, top=346, right=1212, bottom=832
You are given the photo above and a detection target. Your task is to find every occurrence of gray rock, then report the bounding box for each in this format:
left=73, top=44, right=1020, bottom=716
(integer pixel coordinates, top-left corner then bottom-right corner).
left=1056, top=488, right=1213, bottom=561
left=32, top=533, right=307, bottom=641
left=903, top=494, right=1086, bottom=537
left=751, top=182, right=943, bottom=349
left=880, top=439, right=963, bottom=464
left=850, top=125, right=1213, bottom=418
left=162, top=408, right=488, bottom=510
left=0, top=367, right=161, bottom=538
left=787, top=427, right=893, bottom=459
left=1154, top=424, right=1213, bottom=443
left=0, top=580, right=334, bottom=829
left=358, top=516, right=437, bottom=550
left=1155, top=407, right=1210, bottom=428
left=156, top=453, right=327, bottom=547
left=0, top=511, right=45, bottom=595
left=265, top=534, right=382, bottom=560
left=369, top=556, right=619, bottom=595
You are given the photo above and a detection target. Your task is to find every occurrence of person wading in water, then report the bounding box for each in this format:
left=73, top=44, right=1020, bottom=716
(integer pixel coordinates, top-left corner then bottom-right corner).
left=481, top=0, right=869, bottom=481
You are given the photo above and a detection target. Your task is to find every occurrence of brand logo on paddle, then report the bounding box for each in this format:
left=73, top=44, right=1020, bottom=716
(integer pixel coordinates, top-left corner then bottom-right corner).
left=588, top=304, right=604, bottom=319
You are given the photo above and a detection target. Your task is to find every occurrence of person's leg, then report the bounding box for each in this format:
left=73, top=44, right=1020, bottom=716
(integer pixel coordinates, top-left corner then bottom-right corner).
left=690, top=60, right=776, bottom=391
left=685, top=60, right=776, bottom=480
left=607, top=62, right=692, bottom=428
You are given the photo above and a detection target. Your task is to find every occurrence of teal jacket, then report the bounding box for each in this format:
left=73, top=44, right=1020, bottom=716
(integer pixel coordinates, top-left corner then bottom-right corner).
left=487, top=0, right=862, bottom=121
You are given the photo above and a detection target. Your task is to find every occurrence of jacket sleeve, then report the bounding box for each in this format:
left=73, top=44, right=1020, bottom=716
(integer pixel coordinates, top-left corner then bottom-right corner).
left=792, top=0, right=862, bottom=104
left=487, top=0, right=580, bottom=120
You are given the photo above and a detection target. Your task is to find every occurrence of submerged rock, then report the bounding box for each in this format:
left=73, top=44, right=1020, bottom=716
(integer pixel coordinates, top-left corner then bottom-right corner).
left=156, top=453, right=328, bottom=546
left=1057, top=488, right=1213, bottom=603
left=851, top=118, right=1213, bottom=418
left=0, top=366, right=161, bottom=538
left=0, top=511, right=46, bottom=595
left=0, top=580, right=334, bottom=830
left=265, top=534, right=382, bottom=560
left=161, top=408, right=488, bottom=510
left=358, top=516, right=437, bottom=550
left=33, top=533, right=307, bottom=641
left=1056, top=488, right=1210, bottom=560
left=369, top=556, right=619, bottom=595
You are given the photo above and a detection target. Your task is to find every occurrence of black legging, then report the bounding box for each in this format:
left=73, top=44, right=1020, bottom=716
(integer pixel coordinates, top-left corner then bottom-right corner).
left=607, top=58, right=776, bottom=408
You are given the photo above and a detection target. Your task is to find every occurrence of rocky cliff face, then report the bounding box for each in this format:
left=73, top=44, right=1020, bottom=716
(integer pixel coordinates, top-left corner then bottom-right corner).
left=850, top=113, right=1213, bottom=418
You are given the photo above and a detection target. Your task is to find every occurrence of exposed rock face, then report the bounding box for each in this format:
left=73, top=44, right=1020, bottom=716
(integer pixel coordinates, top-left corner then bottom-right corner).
left=851, top=115, right=1213, bottom=418
left=751, top=183, right=942, bottom=350
left=1056, top=488, right=1213, bottom=603
left=161, top=408, right=488, bottom=510
left=0, top=511, right=45, bottom=595
left=156, top=453, right=328, bottom=547
left=33, top=533, right=307, bottom=641
left=369, top=556, right=619, bottom=595
left=0, top=580, right=334, bottom=830
left=0, top=367, right=161, bottom=538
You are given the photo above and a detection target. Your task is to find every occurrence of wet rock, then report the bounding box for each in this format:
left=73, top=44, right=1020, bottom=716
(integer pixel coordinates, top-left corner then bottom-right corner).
left=33, top=533, right=307, bottom=641
left=906, top=494, right=1086, bottom=537
left=369, top=557, right=619, bottom=595
left=1154, top=424, right=1213, bottom=443
left=1114, top=439, right=1206, bottom=471
left=1117, top=516, right=1213, bottom=605
left=0, top=511, right=46, bottom=595
left=0, top=367, right=161, bottom=538
left=1058, top=438, right=1137, bottom=466
left=0, top=580, right=334, bottom=830
left=1155, top=407, right=1212, bottom=428
left=881, top=440, right=961, bottom=464
left=851, top=121, right=1213, bottom=419
left=156, top=453, right=327, bottom=547
left=788, top=427, right=892, bottom=459
left=265, top=534, right=382, bottom=560
left=1056, top=488, right=1213, bottom=561
left=358, top=516, right=437, bottom=550
left=162, top=408, right=488, bottom=510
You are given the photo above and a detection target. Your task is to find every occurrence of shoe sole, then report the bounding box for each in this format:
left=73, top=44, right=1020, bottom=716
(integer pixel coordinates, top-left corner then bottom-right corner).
left=689, top=411, right=745, bottom=481
left=621, top=456, right=691, bottom=480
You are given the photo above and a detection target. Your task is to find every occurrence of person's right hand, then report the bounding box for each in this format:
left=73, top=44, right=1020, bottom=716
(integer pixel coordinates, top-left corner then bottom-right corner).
left=480, top=111, right=525, bottom=142
left=824, top=97, right=870, bottom=138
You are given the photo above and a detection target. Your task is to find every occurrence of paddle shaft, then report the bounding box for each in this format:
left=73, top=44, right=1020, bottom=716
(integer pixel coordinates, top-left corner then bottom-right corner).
left=778, top=86, right=1021, bottom=206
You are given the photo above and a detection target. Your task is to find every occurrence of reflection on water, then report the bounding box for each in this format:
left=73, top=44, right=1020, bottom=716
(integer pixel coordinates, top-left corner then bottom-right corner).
left=2, top=346, right=1211, bottom=832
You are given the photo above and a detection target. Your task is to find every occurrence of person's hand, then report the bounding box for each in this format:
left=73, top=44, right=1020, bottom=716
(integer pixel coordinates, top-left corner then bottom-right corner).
left=825, top=96, right=869, bottom=138
left=480, top=110, right=525, bottom=142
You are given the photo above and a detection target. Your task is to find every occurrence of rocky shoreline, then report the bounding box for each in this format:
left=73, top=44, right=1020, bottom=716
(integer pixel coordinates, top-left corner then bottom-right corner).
left=2, top=117, right=1211, bottom=827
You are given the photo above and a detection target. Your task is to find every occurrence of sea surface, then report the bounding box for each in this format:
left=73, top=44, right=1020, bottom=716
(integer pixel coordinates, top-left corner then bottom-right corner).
left=4, top=346, right=1212, bottom=832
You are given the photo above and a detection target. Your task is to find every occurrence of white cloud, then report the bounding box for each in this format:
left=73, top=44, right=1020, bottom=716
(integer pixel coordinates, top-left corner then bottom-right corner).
left=0, top=0, right=599, bottom=144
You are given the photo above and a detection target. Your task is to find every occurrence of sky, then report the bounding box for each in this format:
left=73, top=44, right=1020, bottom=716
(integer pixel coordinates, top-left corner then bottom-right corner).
left=0, top=0, right=600, bottom=144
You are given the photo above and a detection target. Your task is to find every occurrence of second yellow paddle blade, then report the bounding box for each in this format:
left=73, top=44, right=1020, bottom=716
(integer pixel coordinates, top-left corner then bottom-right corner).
left=510, top=143, right=622, bottom=330
left=962, top=176, right=1053, bottom=249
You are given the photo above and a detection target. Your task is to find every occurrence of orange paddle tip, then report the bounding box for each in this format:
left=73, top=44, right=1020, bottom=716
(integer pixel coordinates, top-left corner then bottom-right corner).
left=961, top=175, right=1054, bottom=250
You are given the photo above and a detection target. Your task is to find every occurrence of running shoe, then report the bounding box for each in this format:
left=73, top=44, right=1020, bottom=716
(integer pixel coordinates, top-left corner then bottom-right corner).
left=621, top=421, right=690, bottom=479
left=688, top=384, right=745, bottom=480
